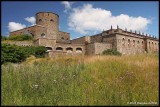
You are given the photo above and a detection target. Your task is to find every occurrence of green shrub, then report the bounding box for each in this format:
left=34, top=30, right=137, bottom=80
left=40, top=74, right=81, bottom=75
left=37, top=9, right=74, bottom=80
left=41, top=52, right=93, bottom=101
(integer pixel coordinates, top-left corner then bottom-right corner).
left=8, top=35, right=33, bottom=41
left=1, top=44, right=47, bottom=64
left=102, top=49, right=122, bottom=56
left=1, top=44, right=28, bottom=64
left=1, top=36, right=8, bottom=41
left=23, top=46, right=47, bottom=58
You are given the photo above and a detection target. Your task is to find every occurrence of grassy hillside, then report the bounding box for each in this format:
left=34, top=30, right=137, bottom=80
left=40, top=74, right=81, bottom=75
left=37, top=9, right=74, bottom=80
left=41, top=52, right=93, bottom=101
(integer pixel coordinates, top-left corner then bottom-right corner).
left=1, top=54, right=159, bottom=106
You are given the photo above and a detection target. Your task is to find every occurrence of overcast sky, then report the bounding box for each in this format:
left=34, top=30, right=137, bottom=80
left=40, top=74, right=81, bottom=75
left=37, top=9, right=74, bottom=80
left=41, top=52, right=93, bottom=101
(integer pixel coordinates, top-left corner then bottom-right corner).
left=2, top=1, right=159, bottom=39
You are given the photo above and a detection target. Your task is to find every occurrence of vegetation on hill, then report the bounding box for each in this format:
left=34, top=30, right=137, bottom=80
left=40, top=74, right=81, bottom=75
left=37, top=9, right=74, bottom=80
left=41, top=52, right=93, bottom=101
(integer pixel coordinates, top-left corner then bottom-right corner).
left=1, top=44, right=28, bottom=64
left=1, top=36, right=8, bottom=41
left=1, top=44, right=47, bottom=64
left=1, top=35, right=33, bottom=41
left=1, top=54, right=158, bottom=106
left=102, top=49, right=122, bottom=56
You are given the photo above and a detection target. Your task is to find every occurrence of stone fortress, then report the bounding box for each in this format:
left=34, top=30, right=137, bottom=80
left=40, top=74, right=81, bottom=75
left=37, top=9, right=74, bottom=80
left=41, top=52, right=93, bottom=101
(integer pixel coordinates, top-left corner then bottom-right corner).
left=8, top=12, right=159, bottom=57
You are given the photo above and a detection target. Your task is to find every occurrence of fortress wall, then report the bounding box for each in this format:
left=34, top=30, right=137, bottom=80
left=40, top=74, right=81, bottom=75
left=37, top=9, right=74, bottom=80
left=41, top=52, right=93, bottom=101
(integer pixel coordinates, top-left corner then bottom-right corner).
left=102, top=34, right=117, bottom=49
left=71, top=36, right=86, bottom=44
left=34, top=25, right=47, bottom=39
left=146, top=39, right=159, bottom=53
left=116, top=34, right=145, bottom=54
left=85, top=43, right=95, bottom=55
left=53, top=43, right=85, bottom=55
left=56, top=31, right=70, bottom=43
left=10, top=25, right=36, bottom=37
left=85, top=42, right=112, bottom=55
left=38, top=38, right=56, bottom=47
left=90, top=34, right=102, bottom=43
left=9, top=25, right=47, bottom=40
left=94, top=43, right=112, bottom=55
left=2, top=40, right=33, bottom=46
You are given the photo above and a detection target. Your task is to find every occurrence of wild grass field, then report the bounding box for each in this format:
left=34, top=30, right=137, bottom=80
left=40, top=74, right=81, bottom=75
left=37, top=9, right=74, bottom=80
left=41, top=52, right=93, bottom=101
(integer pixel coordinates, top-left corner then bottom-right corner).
left=1, top=54, right=159, bottom=106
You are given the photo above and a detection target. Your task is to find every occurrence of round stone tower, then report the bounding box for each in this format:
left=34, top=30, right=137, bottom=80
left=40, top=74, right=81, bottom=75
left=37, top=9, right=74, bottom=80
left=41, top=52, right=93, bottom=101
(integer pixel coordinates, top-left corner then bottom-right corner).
left=36, top=12, right=59, bottom=39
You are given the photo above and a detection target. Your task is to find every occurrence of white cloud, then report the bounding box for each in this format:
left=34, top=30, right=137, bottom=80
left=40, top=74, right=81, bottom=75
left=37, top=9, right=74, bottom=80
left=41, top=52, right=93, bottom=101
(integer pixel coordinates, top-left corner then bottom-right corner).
left=61, top=1, right=74, bottom=13
left=68, top=4, right=151, bottom=35
left=25, top=16, right=36, bottom=25
left=8, top=22, right=26, bottom=32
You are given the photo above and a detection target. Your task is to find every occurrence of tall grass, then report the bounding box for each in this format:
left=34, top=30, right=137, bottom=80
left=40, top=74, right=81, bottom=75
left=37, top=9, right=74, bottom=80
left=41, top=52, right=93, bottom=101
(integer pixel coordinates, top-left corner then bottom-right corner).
left=1, top=54, right=159, bottom=106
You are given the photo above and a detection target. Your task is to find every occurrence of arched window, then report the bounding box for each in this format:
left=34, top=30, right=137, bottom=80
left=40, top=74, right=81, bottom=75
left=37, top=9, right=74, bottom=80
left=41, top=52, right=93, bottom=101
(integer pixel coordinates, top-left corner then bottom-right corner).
left=56, top=47, right=63, bottom=51
left=61, top=37, right=64, bottom=40
left=50, top=19, right=54, bottom=22
left=66, top=47, right=73, bottom=53
left=76, top=48, right=82, bottom=53
left=149, top=42, right=151, bottom=49
left=122, top=38, right=125, bottom=47
left=41, top=33, right=45, bottom=37
left=39, top=19, right=42, bottom=22
left=142, top=41, right=144, bottom=48
left=66, top=47, right=73, bottom=51
left=133, top=40, right=135, bottom=47
left=46, top=47, right=52, bottom=52
left=137, top=40, right=140, bottom=47
left=128, top=39, right=130, bottom=48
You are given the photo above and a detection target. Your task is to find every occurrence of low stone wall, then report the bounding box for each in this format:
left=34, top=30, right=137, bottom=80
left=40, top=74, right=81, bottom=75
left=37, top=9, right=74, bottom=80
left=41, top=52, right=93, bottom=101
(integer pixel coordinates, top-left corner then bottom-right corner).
left=2, top=40, right=33, bottom=46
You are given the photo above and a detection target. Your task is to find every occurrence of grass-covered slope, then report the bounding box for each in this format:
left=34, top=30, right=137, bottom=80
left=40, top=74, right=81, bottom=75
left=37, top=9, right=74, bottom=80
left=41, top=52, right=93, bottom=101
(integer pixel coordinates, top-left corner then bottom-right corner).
left=1, top=54, right=159, bottom=106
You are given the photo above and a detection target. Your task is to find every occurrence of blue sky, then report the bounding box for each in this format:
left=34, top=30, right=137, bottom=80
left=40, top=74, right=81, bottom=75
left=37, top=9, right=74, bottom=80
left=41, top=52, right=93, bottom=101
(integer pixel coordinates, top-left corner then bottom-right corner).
left=1, top=1, right=159, bottom=39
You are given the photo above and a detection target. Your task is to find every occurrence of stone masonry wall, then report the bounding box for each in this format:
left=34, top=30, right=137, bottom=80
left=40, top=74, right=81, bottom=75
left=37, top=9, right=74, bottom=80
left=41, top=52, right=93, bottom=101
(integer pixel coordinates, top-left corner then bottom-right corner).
left=116, top=34, right=145, bottom=54
left=90, top=34, right=102, bottom=43
left=9, top=25, right=47, bottom=40
left=2, top=40, right=33, bottom=46
left=38, top=38, right=56, bottom=48
left=46, top=43, right=85, bottom=57
left=94, top=43, right=112, bottom=55
left=36, top=12, right=59, bottom=39
left=146, top=38, right=159, bottom=53
left=102, top=34, right=116, bottom=49
left=85, top=43, right=95, bottom=55
left=57, top=31, right=70, bottom=43
left=71, top=36, right=86, bottom=44
left=10, top=25, right=37, bottom=37
left=86, top=42, right=111, bottom=55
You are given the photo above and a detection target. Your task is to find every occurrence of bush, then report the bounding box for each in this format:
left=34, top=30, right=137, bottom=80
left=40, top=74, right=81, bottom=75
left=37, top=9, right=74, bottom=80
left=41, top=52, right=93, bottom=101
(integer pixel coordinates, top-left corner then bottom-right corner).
left=1, top=44, right=28, bottom=64
left=1, top=44, right=47, bottom=64
left=102, top=49, right=122, bottom=56
left=23, top=46, right=47, bottom=58
left=8, top=35, right=33, bottom=41
left=1, top=36, right=8, bottom=41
